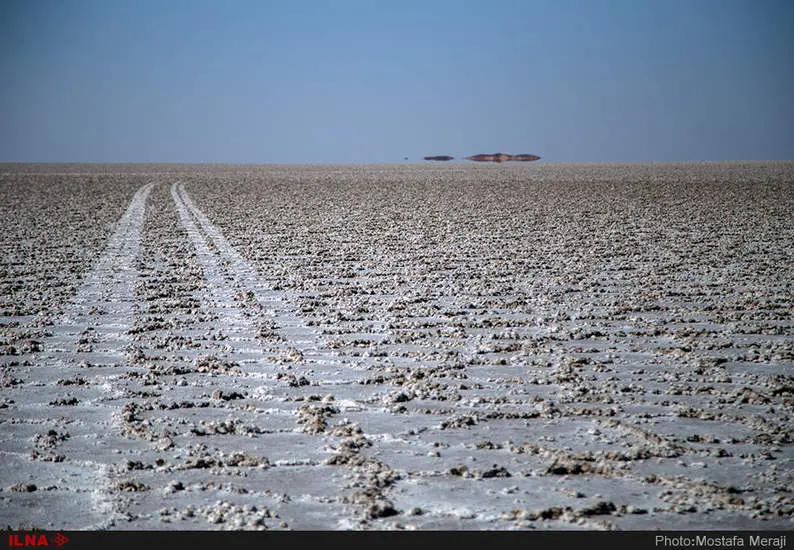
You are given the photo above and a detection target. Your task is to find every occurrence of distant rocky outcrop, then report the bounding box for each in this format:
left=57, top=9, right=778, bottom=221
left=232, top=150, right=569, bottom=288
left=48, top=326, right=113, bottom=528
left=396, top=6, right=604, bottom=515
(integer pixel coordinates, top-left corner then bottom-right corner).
left=466, top=153, right=541, bottom=162
left=509, top=154, right=541, bottom=162
left=467, top=153, right=509, bottom=163
left=424, top=155, right=454, bottom=161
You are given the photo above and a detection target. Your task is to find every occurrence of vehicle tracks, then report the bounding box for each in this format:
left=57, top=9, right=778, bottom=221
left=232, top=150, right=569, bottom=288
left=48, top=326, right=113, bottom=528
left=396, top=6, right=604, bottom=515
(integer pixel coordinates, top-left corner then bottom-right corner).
left=0, top=182, right=154, bottom=528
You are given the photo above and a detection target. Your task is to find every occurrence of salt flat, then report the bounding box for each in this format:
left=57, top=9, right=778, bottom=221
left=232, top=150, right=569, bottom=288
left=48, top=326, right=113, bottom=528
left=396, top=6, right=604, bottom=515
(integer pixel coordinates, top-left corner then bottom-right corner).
left=1, top=162, right=792, bottom=530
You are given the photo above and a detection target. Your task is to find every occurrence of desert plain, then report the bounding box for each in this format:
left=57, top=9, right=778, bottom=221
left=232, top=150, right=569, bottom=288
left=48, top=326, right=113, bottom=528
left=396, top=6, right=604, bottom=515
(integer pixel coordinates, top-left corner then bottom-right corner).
left=0, top=162, right=793, bottom=530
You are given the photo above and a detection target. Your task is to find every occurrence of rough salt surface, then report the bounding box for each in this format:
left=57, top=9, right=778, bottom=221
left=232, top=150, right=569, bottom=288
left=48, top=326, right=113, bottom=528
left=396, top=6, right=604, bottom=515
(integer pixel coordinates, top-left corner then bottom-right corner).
left=1, top=162, right=793, bottom=530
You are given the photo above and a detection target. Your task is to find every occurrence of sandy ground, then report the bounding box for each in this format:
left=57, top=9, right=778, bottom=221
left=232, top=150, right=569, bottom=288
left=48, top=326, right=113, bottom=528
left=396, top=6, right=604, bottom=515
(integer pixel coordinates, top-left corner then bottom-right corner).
left=0, top=162, right=792, bottom=531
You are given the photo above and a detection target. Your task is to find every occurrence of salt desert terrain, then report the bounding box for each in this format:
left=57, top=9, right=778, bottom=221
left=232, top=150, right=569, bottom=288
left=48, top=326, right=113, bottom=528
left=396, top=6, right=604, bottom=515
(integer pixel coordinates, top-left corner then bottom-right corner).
left=1, top=162, right=793, bottom=530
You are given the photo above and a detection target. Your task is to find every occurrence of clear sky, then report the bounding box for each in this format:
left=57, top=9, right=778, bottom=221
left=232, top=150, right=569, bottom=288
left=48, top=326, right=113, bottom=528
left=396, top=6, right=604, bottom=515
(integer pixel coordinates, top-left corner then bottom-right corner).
left=1, top=0, right=792, bottom=163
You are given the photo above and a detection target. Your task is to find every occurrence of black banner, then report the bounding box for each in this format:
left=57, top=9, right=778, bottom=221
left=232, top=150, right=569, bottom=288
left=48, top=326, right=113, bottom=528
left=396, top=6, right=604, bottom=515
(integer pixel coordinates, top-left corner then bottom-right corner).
left=2, top=531, right=791, bottom=550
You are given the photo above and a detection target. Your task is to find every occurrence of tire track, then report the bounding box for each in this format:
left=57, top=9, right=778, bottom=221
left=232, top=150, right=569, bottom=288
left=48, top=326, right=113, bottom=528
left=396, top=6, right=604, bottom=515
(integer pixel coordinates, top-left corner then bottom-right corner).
left=172, top=182, right=325, bottom=361
left=166, top=182, right=402, bottom=526
left=0, top=182, right=154, bottom=529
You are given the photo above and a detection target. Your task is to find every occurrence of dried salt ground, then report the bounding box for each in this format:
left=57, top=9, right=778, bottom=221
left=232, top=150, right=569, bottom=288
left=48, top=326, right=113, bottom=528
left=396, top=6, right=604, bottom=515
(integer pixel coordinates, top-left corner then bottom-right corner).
left=1, top=162, right=793, bottom=530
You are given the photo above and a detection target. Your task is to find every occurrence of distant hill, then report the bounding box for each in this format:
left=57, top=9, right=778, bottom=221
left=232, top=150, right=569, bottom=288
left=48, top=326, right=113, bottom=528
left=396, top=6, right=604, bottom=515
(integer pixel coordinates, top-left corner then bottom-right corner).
left=466, top=153, right=541, bottom=162
left=424, top=155, right=454, bottom=161
left=509, top=154, right=541, bottom=162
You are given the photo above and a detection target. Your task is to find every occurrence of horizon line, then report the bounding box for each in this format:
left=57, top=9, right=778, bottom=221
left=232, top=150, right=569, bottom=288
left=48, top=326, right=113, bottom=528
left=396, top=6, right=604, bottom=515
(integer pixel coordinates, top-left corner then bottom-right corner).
left=1, top=159, right=793, bottom=165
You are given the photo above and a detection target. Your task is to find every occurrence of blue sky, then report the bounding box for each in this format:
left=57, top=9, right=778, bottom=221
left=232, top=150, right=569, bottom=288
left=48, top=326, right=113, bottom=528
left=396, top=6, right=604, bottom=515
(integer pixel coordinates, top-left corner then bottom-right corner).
left=1, top=0, right=792, bottom=163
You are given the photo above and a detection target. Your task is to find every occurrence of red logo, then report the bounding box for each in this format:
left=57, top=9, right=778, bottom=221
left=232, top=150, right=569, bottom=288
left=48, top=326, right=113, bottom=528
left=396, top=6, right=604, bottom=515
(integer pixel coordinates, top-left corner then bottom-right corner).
left=7, top=533, right=68, bottom=548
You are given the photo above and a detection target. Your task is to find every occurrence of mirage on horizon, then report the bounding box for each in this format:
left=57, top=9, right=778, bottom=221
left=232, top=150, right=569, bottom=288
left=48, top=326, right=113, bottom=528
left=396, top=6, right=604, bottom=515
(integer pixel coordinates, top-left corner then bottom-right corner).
left=423, top=153, right=541, bottom=162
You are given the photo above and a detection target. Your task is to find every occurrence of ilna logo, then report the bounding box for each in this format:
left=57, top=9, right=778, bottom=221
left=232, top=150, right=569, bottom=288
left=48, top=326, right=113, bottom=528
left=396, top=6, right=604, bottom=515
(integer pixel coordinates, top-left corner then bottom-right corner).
left=8, top=534, right=69, bottom=548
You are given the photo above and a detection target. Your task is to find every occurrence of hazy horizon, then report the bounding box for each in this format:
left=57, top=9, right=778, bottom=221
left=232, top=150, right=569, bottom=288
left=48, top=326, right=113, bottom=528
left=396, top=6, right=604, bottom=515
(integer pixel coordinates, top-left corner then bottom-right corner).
left=3, top=159, right=794, bottom=164
left=2, top=0, right=793, bottom=164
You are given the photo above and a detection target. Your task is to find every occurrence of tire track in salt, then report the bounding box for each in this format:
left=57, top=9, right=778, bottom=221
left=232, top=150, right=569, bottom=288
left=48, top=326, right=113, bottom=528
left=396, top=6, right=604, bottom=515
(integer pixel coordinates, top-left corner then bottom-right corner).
left=168, top=183, right=263, bottom=353
left=0, top=182, right=154, bottom=529
left=170, top=182, right=403, bottom=526
left=160, top=182, right=362, bottom=528
left=172, top=183, right=325, bottom=360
